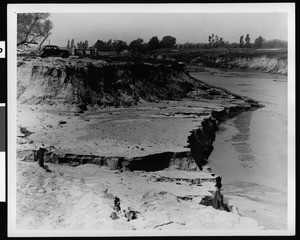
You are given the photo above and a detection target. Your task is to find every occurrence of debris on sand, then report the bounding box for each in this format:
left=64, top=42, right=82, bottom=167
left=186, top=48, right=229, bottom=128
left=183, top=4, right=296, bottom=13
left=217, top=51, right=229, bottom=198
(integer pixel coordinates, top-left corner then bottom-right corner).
left=110, top=212, right=120, bottom=220
left=124, top=208, right=140, bottom=222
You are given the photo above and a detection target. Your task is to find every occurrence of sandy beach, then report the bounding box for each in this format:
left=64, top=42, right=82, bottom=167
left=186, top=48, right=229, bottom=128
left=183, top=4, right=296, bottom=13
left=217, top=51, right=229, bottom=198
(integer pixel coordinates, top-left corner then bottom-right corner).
left=15, top=57, right=265, bottom=232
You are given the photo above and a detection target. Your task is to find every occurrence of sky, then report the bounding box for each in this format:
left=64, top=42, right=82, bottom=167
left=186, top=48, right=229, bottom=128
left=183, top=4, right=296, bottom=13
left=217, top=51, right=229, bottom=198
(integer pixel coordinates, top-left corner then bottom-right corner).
left=48, top=12, right=288, bottom=47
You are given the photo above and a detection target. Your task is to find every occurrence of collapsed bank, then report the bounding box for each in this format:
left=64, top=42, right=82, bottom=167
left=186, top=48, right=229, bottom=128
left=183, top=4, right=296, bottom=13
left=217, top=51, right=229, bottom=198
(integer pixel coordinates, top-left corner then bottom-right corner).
left=16, top=56, right=265, bottom=230
left=17, top=56, right=262, bottom=170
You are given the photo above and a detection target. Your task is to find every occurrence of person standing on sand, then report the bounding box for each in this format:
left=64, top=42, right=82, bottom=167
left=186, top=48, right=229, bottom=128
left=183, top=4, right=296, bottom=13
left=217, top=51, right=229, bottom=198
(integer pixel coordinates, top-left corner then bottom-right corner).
left=213, top=176, right=224, bottom=210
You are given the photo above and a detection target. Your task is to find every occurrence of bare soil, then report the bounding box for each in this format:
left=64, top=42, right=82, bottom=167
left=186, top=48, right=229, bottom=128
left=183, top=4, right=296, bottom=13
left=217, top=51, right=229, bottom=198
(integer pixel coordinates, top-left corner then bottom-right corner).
left=15, top=57, right=265, bottom=233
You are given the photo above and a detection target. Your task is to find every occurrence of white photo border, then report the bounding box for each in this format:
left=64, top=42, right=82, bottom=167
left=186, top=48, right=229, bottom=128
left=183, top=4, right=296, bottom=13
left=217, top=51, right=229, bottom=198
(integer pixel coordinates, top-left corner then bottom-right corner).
left=7, top=3, right=295, bottom=237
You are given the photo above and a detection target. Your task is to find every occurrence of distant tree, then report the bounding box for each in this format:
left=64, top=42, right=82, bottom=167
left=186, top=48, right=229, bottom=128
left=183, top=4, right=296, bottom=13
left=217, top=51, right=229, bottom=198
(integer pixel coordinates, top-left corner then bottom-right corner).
left=239, top=35, right=245, bottom=48
left=106, top=39, right=113, bottom=51
left=215, top=35, right=219, bottom=43
left=254, top=35, right=266, bottom=48
left=129, top=38, right=147, bottom=55
left=264, top=39, right=287, bottom=48
left=160, top=35, right=176, bottom=48
left=208, top=34, right=213, bottom=48
left=17, top=13, right=53, bottom=48
left=77, top=41, right=83, bottom=49
left=228, top=42, right=240, bottom=48
left=76, top=41, right=82, bottom=48
left=84, top=40, right=89, bottom=49
left=112, top=40, right=128, bottom=54
left=148, top=36, right=160, bottom=50
left=70, top=38, right=75, bottom=49
left=208, top=35, right=212, bottom=47
left=183, top=42, right=193, bottom=49
left=94, top=39, right=123, bottom=52
left=67, top=39, right=70, bottom=50
left=76, top=40, right=88, bottom=50
left=218, top=37, right=226, bottom=48
left=182, top=42, right=209, bottom=49
left=94, top=39, right=107, bottom=51
left=245, top=34, right=251, bottom=48
left=208, top=34, right=225, bottom=48
left=211, top=33, right=215, bottom=46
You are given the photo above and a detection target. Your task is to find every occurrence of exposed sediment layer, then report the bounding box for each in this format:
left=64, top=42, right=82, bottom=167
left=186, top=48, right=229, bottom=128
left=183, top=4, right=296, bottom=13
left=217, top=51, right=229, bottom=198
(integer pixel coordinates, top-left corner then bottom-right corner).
left=189, top=54, right=287, bottom=75
left=18, top=57, right=198, bottom=108
left=17, top=56, right=262, bottom=109
left=187, top=104, right=260, bottom=169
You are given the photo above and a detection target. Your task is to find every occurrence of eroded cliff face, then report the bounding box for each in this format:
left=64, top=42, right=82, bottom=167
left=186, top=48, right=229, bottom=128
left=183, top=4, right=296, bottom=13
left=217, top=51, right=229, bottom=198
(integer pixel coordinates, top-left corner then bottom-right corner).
left=190, top=55, right=287, bottom=75
left=17, top=57, right=202, bottom=109
left=186, top=104, right=260, bottom=169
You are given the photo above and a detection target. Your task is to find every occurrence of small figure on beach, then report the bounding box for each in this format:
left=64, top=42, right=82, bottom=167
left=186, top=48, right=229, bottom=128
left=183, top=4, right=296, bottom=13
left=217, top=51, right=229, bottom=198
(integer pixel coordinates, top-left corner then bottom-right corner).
left=113, top=197, right=121, bottom=212
left=213, top=176, right=224, bottom=210
left=34, top=147, right=46, bottom=168
left=212, top=189, right=224, bottom=210
left=215, top=176, right=222, bottom=190
left=212, top=176, right=231, bottom=212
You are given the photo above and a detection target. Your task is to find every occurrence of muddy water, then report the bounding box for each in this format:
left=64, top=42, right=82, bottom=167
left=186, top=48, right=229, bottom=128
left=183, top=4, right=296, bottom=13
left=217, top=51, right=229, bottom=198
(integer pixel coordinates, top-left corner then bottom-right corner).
left=190, top=68, right=288, bottom=230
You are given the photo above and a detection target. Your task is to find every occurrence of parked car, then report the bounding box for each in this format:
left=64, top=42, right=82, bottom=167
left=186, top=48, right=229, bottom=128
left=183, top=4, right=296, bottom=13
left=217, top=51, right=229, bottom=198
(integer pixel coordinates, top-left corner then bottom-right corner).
left=40, top=45, right=70, bottom=58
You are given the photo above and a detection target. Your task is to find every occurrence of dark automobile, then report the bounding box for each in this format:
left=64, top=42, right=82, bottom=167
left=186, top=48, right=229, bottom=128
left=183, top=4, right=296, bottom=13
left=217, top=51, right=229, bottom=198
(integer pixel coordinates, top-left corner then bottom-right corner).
left=40, top=45, right=70, bottom=58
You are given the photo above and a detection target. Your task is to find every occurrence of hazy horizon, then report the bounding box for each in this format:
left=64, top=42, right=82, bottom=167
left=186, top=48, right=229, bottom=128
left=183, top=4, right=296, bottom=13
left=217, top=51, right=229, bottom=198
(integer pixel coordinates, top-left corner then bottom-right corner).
left=46, top=12, right=287, bottom=47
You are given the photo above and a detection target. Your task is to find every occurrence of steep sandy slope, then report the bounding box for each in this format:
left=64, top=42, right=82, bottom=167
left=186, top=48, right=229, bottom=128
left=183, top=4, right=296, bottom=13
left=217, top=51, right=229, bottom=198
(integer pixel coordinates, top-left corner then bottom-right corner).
left=18, top=57, right=204, bottom=109
left=189, top=53, right=287, bottom=75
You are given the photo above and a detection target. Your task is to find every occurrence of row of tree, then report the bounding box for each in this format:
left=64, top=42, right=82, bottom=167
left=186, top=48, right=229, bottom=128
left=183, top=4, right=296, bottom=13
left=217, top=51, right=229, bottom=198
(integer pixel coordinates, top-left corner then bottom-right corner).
left=67, top=39, right=89, bottom=50
left=207, top=33, right=283, bottom=49
left=263, top=39, right=288, bottom=48
left=67, top=34, right=286, bottom=53
left=17, top=13, right=287, bottom=52
left=239, top=34, right=251, bottom=48
left=208, top=34, right=225, bottom=48
left=65, top=36, right=177, bottom=55
left=208, top=33, right=265, bottom=49
left=93, top=35, right=177, bottom=53
left=240, top=34, right=267, bottom=48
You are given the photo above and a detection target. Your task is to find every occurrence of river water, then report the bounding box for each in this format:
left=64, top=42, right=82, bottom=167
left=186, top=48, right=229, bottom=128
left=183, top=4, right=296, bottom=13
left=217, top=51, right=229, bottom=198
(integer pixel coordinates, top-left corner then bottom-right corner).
left=190, top=68, right=288, bottom=230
